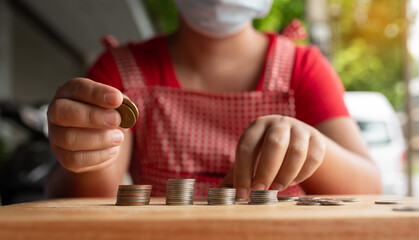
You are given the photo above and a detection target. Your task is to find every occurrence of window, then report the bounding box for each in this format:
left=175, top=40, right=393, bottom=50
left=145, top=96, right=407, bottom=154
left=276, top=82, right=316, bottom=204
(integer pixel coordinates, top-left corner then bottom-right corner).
left=357, top=121, right=391, bottom=146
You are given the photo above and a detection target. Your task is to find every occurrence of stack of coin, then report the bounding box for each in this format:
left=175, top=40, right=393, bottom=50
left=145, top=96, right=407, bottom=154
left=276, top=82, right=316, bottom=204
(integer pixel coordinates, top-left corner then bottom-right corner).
left=295, top=197, right=350, bottom=206
left=296, top=196, right=320, bottom=201
left=318, top=199, right=345, bottom=206
left=295, top=196, right=321, bottom=206
left=115, top=185, right=152, bottom=206
left=277, top=196, right=298, bottom=202
left=166, top=179, right=195, bottom=205
left=249, top=190, right=279, bottom=205
left=207, top=188, right=236, bottom=205
left=115, top=97, right=139, bottom=129
left=334, top=197, right=360, bottom=203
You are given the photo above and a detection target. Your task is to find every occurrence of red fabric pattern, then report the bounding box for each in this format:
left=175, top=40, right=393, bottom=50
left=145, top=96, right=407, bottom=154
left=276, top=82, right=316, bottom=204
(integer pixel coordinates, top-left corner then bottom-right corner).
left=87, top=34, right=349, bottom=127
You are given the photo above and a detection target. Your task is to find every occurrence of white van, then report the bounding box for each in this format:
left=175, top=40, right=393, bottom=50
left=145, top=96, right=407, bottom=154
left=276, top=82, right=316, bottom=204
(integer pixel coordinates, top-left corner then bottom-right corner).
left=344, top=91, right=407, bottom=195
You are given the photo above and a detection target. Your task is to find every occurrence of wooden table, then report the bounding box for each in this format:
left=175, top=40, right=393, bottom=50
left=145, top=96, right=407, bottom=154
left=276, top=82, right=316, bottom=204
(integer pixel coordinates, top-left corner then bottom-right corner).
left=0, top=195, right=419, bottom=240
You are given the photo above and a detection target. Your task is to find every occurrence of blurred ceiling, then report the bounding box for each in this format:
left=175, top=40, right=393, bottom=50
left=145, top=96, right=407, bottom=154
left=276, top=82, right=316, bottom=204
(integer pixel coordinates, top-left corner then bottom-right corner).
left=13, top=0, right=154, bottom=63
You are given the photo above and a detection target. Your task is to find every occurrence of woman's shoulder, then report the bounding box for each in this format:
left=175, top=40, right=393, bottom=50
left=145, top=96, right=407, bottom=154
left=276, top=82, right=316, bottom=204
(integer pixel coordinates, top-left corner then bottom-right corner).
left=292, top=43, right=336, bottom=83
left=294, top=44, right=325, bottom=66
left=87, top=35, right=170, bottom=90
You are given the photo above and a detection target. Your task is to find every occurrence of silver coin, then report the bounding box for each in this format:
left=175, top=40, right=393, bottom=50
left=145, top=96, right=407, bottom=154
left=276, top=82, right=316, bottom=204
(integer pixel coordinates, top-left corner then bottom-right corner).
left=116, top=201, right=150, bottom=204
left=166, top=179, right=196, bottom=205
left=120, top=193, right=151, bottom=196
left=249, top=190, right=278, bottom=205
left=207, top=188, right=236, bottom=205
left=277, top=196, right=298, bottom=202
left=116, top=184, right=152, bottom=206
left=297, top=200, right=320, bottom=204
left=117, top=196, right=151, bottom=200
left=118, top=184, right=152, bottom=188
left=334, top=197, right=361, bottom=202
left=116, top=202, right=150, bottom=206
left=296, top=197, right=320, bottom=202
left=319, top=200, right=345, bottom=206
left=392, top=207, right=419, bottom=212
left=296, top=201, right=321, bottom=206
left=208, top=202, right=235, bottom=205
left=166, top=202, right=194, bottom=206
left=251, top=199, right=278, bottom=202
left=249, top=201, right=277, bottom=205
left=375, top=200, right=403, bottom=204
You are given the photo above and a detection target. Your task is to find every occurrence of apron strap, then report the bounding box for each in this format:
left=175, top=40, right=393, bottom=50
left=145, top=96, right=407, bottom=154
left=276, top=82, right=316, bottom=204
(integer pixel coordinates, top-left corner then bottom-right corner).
left=280, top=19, right=308, bottom=42
left=110, top=45, right=145, bottom=91
left=262, top=36, right=296, bottom=93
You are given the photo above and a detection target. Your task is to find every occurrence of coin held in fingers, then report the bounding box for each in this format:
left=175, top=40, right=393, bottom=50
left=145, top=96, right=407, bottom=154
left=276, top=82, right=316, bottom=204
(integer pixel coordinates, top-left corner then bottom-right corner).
left=115, top=97, right=139, bottom=128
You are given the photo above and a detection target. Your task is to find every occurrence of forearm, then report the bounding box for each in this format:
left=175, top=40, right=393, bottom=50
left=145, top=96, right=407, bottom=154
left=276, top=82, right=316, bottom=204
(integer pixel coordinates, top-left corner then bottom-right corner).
left=302, top=137, right=382, bottom=194
left=45, top=162, right=123, bottom=198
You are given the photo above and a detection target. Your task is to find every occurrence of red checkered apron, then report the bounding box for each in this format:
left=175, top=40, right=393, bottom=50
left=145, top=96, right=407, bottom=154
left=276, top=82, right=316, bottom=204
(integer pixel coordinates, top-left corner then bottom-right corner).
left=111, top=35, right=305, bottom=197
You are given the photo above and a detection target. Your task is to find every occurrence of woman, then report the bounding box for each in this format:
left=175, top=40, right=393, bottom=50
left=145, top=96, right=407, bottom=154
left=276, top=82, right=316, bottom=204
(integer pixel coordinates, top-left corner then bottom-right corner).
left=45, top=0, right=382, bottom=199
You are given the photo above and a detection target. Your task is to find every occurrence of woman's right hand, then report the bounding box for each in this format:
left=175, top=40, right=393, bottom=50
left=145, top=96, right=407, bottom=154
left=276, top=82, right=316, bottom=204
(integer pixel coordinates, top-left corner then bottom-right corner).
left=47, top=78, right=125, bottom=173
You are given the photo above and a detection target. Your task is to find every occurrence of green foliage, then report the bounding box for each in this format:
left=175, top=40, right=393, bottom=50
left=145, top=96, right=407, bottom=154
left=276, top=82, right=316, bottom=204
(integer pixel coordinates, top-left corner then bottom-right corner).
left=413, top=59, right=419, bottom=78
left=253, top=0, right=305, bottom=32
left=330, top=0, right=405, bottom=109
left=143, top=0, right=178, bottom=34
left=334, top=38, right=405, bottom=108
left=143, top=0, right=306, bottom=34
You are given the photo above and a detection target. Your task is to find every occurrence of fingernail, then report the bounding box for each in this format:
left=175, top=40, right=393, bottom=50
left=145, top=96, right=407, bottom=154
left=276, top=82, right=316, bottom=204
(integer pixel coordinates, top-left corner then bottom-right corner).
left=104, top=93, right=118, bottom=105
left=104, top=111, right=119, bottom=126
left=271, top=182, right=284, bottom=191
left=236, top=188, right=248, bottom=199
left=113, top=130, right=123, bottom=144
left=109, top=146, right=119, bottom=155
left=251, top=182, right=266, bottom=190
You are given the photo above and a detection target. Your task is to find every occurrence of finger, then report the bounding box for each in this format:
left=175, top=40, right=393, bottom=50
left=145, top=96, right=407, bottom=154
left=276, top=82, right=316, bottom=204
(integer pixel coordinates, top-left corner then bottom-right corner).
left=252, top=124, right=291, bottom=190
left=271, top=127, right=309, bottom=191
left=291, top=134, right=326, bottom=185
left=73, top=158, right=117, bottom=173
left=55, top=78, right=123, bottom=109
left=49, top=124, right=124, bottom=151
left=52, top=145, right=120, bottom=173
left=217, top=166, right=234, bottom=188
left=48, top=98, right=121, bottom=128
left=234, top=119, right=267, bottom=199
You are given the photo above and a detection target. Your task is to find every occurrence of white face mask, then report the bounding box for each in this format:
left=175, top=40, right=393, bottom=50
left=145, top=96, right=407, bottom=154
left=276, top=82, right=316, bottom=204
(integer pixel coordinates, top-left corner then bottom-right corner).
left=173, top=0, right=273, bottom=38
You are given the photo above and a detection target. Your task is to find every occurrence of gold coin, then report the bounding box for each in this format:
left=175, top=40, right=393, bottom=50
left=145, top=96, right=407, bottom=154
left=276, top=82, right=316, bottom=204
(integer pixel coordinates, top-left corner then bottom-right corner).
left=115, top=98, right=138, bottom=128
left=122, top=97, right=139, bottom=120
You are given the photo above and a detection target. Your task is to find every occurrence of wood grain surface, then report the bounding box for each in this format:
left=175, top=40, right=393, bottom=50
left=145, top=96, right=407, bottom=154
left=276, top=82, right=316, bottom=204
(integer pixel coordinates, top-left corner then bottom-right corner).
left=0, top=195, right=418, bottom=240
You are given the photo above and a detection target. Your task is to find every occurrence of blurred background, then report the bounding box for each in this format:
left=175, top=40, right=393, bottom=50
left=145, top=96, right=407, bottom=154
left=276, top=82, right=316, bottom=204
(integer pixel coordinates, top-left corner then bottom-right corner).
left=0, top=0, right=418, bottom=205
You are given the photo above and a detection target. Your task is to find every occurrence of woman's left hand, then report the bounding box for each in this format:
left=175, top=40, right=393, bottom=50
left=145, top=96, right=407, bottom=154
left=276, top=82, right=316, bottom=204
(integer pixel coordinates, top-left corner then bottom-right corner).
left=218, top=115, right=326, bottom=199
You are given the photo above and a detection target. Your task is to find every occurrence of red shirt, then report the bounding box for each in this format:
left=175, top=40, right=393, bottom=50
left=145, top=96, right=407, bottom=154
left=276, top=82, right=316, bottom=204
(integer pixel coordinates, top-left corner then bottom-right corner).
left=87, top=33, right=349, bottom=127
left=87, top=33, right=349, bottom=197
